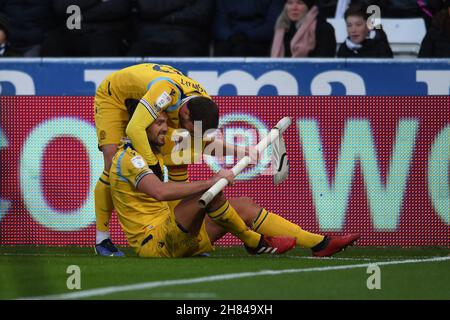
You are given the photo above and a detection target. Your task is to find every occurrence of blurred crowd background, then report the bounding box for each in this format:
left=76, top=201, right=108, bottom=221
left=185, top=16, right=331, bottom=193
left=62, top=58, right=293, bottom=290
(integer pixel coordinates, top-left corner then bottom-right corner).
left=0, top=0, right=449, bottom=58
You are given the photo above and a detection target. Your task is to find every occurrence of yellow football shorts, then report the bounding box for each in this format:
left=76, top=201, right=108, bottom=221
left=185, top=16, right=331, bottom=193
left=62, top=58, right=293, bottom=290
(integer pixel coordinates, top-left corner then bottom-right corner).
left=138, top=205, right=214, bottom=258
left=94, top=78, right=129, bottom=148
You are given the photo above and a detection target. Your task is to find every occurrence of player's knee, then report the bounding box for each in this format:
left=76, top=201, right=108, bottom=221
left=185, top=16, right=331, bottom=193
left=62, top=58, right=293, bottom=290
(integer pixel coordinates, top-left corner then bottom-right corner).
left=207, top=191, right=227, bottom=211
left=101, top=144, right=118, bottom=170
left=237, top=197, right=257, bottom=208
left=229, top=197, right=248, bottom=212
left=229, top=197, right=259, bottom=226
left=214, top=191, right=226, bottom=202
left=103, top=147, right=117, bottom=159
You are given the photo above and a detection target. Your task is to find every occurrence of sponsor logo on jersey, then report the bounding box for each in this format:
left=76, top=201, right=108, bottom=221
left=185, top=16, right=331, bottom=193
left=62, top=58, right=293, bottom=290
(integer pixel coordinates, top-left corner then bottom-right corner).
left=131, top=155, right=146, bottom=169
left=155, top=91, right=172, bottom=112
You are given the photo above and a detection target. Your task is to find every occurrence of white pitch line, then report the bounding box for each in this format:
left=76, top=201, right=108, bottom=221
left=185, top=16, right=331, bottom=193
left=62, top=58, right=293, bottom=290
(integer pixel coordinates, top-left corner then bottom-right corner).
left=285, top=255, right=378, bottom=261
left=18, top=256, right=450, bottom=300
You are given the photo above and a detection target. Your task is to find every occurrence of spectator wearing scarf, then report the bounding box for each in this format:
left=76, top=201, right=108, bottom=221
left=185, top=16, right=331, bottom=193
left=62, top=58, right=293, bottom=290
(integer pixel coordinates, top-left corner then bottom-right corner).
left=271, top=0, right=336, bottom=57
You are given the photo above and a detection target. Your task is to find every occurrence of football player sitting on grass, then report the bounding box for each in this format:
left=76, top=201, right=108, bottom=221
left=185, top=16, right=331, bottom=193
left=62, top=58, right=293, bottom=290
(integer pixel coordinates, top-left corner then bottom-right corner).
left=107, top=112, right=360, bottom=258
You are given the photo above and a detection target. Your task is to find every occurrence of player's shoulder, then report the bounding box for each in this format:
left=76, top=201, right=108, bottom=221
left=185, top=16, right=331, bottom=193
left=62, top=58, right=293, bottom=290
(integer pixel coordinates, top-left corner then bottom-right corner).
left=112, top=141, right=147, bottom=168
left=122, top=148, right=148, bottom=170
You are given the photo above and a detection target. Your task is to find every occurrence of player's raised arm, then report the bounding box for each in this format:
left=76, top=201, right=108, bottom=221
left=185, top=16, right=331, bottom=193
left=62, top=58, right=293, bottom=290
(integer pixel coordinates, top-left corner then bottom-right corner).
left=126, top=80, right=181, bottom=165
left=136, top=169, right=235, bottom=201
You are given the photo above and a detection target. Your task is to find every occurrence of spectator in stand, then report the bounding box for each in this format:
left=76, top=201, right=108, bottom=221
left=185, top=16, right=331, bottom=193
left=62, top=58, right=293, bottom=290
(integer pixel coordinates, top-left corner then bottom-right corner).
left=213, top=0, right=284, bottom=57
left=336, top=4, right=393, bottom=57
left=128, top=0, right=214, bottom=57
left=271, top=0, right=336, bottom=57
left=0, top=12, right=20, bottom=57
left=418, top=0, right=450, bottom=57
left=41, top=0, right=131, bottom=57
left=0, top=0, right=53, bottom=56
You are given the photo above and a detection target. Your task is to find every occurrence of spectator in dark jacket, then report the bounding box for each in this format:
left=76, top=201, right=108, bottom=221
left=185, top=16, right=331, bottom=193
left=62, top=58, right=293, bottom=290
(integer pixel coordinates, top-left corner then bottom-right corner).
left=337, top=4, right=393, bottom=58
left=418, top=0, right=450, bottom=57
left=0, top=0, right=53, bottom=56
left=271, top=0, right=336, bottom=57
left=41, top=0, right=131, bottom=56
left=0, top=12, right=20, bottom=56
left=128, top=0, right=214, bottom=57
left=213, top=0, right=284, bottom=57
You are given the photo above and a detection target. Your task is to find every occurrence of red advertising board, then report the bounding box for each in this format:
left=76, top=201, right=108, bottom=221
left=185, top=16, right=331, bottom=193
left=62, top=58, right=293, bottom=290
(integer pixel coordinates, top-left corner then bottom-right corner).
left=0, top=96, right=449, bottom=246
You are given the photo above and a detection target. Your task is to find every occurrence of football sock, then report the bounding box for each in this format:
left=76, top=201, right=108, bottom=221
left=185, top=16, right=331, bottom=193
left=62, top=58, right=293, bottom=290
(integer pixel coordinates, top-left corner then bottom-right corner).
left=252, top=209, right=324, bottom=248
left=94, top=171, right=114, bottom=244
left=207, top=201, right=261, bottom=248
left=96, top=230, right=110, bottom=245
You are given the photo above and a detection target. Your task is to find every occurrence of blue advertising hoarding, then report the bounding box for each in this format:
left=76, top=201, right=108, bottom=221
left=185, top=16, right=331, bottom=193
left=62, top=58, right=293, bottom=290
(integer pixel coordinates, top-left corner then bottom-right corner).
left=0, top=58, right=449, bottom=96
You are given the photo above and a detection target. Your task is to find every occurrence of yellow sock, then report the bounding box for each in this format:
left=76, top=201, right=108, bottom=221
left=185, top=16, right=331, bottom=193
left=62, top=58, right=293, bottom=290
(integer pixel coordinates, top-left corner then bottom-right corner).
left=252, top=209, right=324, bottom=248
left=208, top=201, right=261, bottom=248
left=94, top=171, right=114, bottom=232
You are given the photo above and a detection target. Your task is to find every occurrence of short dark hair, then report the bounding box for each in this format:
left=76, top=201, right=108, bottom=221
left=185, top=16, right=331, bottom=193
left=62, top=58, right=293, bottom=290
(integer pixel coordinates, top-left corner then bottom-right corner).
left=186, top=97, right=219, bottom=134
left=344, top=4, right=369, bottom=21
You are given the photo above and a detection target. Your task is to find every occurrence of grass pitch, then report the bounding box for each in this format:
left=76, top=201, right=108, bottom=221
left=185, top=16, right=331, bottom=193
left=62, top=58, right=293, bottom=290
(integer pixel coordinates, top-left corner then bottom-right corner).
left=0, top=246, right=449, bottom=300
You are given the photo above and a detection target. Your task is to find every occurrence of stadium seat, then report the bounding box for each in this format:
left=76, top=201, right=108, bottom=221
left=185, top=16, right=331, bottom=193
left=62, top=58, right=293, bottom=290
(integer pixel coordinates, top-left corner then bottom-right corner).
left=327, top=18, right=348, bottom=45
left=381, top=18, right=426, bottom=58
left=327, top=18, right=427, bottom=58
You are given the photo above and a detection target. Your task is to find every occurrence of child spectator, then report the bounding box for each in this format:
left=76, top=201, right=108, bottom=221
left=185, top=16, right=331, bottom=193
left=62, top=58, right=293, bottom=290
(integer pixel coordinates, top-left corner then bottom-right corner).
left=336, top=4, right=394, bottom=57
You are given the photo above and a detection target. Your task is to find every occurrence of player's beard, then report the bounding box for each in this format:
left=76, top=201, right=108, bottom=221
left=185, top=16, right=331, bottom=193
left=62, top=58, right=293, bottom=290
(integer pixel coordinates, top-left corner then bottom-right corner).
left=156, top=132, right=166, bottom=146
left=153, top=133, right=166, bottom=146
left=148, top=133, right=166, bottom=155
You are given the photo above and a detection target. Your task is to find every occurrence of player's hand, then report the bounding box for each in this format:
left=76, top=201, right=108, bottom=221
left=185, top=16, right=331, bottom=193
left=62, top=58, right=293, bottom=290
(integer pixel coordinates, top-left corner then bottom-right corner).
left=212, top=169, right=235, bottom=186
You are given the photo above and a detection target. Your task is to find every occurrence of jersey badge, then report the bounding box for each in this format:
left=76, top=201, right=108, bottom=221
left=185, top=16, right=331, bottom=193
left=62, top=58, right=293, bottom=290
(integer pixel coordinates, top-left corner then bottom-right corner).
left=131, top=155, right=146, bottom=169
left=155, top=91, right=172, bottom=112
